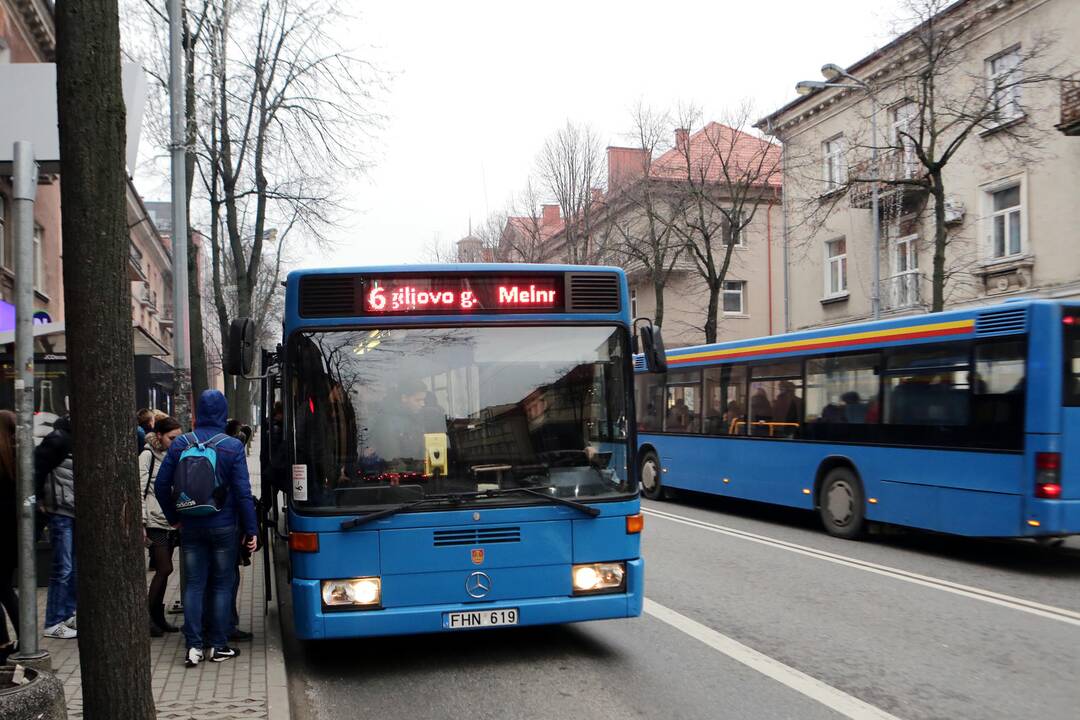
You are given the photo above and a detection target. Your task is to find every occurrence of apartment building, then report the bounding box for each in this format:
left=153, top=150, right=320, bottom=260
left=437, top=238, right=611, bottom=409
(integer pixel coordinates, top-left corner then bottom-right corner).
left=759, top=0, right=1080, bottom=331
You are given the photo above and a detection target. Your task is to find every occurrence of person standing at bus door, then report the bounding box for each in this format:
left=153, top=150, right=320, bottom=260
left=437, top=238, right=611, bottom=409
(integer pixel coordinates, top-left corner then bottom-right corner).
left=36, top=415, right=77, bottom=639
left=0, top=411, right=21, bottom=659
left=140, top=415, right=182, bottom=636
left=154, top=390, right=258, bottom=667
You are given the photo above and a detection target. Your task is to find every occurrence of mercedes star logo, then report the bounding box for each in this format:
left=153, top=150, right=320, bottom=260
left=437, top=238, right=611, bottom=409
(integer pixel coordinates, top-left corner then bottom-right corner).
left=465, top=571, right=491, bottom=599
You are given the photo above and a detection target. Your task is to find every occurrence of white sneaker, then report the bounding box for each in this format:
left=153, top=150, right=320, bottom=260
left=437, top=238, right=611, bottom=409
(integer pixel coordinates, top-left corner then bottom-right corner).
left=64, top=614, right=77, bottom=630
left=185, top=647, right=204, bottom=668
left=43, top=622, right=77, bottom=639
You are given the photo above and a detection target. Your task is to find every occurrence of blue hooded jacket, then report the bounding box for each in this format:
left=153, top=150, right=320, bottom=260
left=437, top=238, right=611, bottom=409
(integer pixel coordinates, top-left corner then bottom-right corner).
left=154, top=390, right=258, bottom=537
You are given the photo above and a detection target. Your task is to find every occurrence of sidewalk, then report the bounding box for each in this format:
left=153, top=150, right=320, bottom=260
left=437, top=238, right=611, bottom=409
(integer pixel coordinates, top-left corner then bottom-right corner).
left=33, top=452, right=289, bottom=720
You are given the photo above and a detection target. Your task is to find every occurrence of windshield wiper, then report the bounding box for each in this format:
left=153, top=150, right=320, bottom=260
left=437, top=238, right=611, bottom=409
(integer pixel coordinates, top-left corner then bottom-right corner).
left=339, top=485, right=601, bottom=530
left=340, top=493, right=466, bottom=530
left=474, top=487, right=601, bottom=517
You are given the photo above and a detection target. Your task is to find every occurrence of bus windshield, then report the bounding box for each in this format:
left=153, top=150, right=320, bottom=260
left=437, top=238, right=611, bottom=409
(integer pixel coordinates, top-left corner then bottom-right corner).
left=286, top=325, right=632, bottom=510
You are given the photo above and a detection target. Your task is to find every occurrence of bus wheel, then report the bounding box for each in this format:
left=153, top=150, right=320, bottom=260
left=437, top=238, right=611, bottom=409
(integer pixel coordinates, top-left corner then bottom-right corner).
left=640, top=452, right=665, bottom=500
left=818, top=467, right=865, bottom=539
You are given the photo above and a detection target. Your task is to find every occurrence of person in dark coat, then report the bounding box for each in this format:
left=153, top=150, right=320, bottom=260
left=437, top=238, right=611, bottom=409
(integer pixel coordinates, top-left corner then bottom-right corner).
left=155, top=390, right=258, bottom=667
left=0, top=410, right=19, bottom=657
left=36, top=415, right=77, bottom=639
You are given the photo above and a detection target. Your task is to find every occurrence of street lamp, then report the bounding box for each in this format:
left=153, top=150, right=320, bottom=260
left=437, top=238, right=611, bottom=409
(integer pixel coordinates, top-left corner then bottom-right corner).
left=796, top=64, right=882, bottom=321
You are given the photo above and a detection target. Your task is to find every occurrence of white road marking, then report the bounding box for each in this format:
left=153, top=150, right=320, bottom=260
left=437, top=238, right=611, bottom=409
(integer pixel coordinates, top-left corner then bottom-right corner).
left=644, top=598, right=906, bottom=720
left=643, top=506, right=1080, bottom=628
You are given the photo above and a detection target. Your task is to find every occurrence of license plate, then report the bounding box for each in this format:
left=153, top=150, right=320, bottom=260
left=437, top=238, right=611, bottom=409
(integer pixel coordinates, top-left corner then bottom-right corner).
left=444, top=608, right=519, bottom=629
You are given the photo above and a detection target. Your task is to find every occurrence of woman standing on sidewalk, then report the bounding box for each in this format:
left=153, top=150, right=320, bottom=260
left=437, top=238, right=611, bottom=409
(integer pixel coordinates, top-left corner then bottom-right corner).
left=140, top=415, right=182, bottom=636
left=0, top=410, right=19, bottom=659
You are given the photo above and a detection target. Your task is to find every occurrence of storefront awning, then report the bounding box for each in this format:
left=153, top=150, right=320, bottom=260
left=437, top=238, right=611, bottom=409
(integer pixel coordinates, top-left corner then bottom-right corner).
left=0, top=321, right=171, bottom=357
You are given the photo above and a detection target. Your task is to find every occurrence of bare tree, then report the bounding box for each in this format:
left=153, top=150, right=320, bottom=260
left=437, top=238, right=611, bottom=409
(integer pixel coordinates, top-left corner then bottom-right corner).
left=198, top=0, right=380, bottom=420
left=537, top=121, right=608, bottom=264
left=56, top=0, right=156, bottom=716
left=497, top=181, right=552, bottom=263
left=605, top=104, right=687, bottom=327
left=844, top=0, right=1061, bottom=311
left=668, top=105, right=782, bottom=343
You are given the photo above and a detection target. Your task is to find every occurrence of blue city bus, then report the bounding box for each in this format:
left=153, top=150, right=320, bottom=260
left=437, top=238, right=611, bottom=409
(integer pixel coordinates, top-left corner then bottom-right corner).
left=634, top=299, right=1080, bottom=539
left=232, top=265, right=654, bottom=639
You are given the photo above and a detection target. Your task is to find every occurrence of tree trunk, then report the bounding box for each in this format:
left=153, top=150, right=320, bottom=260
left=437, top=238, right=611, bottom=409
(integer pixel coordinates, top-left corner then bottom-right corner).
left=704, top=282, right=720, bottom=344
left=929, top=172, right=948, bottom=313
left=652, top=276, right=665, bottom=328
left=55, top=0, right=157, bottom=717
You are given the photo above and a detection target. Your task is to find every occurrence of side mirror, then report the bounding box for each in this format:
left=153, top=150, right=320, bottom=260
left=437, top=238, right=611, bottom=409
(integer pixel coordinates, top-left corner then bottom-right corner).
left=227, top=317, right=256, bottom=376
left=639, top=324, right=667, bottom=373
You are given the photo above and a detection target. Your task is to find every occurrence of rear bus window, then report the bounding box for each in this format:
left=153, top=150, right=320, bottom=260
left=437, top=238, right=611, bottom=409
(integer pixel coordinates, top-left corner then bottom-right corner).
left=1066, top=311, right=1080, bottom=406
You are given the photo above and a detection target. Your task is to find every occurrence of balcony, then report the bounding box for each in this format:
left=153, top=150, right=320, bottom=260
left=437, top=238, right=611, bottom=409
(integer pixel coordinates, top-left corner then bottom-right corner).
left=883, top=271, right=923, bottom=311
left=1057, top=79, right=1080, bottom=136
left=849, top=148, right=927, bottom=213
left=128, top=243, right=146, bottom=281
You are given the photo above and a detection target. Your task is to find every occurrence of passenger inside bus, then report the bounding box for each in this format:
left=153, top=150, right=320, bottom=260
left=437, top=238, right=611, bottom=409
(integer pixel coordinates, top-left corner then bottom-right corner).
left=666, top=396, right=691, bottom=432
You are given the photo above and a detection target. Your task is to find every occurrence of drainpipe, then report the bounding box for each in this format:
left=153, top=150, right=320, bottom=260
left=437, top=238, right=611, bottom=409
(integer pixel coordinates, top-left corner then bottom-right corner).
left=766, top=198, right=774, bottom=335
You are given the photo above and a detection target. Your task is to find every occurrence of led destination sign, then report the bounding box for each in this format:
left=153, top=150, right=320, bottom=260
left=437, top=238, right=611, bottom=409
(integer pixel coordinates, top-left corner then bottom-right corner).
left=362, top=275, right=563, bottom=314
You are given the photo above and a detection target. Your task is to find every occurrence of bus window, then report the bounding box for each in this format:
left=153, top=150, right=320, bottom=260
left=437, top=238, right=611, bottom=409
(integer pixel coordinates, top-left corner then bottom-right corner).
left=665, top=370, right=701, bottom=434
left=1066, top=312, right=1080, bottom=406
left=972, top=340, right=1025, bottom=449
left=636, top=373, right=664, bottom=432
left=749, top=363, right=802, bottom=438
left=805, top=353, right=879, bottom=429
left=884, top=344, right=970, bottom=429
left=704, top=365, right=747, bottom=435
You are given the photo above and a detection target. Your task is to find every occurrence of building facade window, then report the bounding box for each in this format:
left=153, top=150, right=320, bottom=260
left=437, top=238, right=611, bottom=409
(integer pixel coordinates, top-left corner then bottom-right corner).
left=33, top=226, right=43, bottom=292
left=892, top=234, right=919, bottom=307
left=822, top=135, right=846, bottom=191
left=989, top=184, right=1022, bottom=258
left=824, top=238, right=848, bottom=297
left=987, top=47, right=1022, bottom=122
left=723, top=211, right=746, bottom=247
left=722, top=280, right=745, bottom=314
left=890, top=101, right=919, bottom=178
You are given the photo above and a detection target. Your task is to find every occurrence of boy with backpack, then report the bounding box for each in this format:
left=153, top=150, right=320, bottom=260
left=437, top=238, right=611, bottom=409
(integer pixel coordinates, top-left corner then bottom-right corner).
left=154, top=390, right=258, bottom=667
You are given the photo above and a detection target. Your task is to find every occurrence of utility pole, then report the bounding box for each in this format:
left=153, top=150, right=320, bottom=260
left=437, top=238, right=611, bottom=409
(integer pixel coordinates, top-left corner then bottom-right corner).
left=10, top=141, right=48, bottom=668
left=169, top=0, right=191, bottom=427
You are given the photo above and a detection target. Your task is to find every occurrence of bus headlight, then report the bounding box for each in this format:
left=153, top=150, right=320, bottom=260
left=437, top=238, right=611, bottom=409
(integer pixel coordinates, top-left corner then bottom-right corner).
left=321, top=577, right=382, bottom=609
left=571, top=562, right=626, bottom=595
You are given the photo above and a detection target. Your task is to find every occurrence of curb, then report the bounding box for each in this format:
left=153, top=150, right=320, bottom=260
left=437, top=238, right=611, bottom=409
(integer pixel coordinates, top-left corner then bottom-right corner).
left=264, top=538, right=292, bottom=720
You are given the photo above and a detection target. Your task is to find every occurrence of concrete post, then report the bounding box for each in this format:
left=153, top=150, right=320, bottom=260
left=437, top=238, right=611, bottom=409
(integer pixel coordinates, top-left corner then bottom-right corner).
left=169, top=0, right=191, bottom=429
left=10, top=141, right=48, bottom=668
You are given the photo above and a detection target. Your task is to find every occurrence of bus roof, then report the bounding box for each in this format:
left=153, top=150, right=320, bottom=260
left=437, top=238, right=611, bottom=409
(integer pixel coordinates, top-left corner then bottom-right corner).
left=655, top=298, right=1066, bottom=370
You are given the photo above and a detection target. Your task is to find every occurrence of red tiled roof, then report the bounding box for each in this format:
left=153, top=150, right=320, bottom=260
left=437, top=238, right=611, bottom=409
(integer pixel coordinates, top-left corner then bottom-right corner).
left=649, top=122, right=782, bottom=188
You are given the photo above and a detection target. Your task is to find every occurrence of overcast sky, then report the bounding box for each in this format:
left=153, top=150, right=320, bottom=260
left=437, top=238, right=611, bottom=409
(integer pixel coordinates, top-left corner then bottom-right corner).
left=139, top=0, right=911, bottom=270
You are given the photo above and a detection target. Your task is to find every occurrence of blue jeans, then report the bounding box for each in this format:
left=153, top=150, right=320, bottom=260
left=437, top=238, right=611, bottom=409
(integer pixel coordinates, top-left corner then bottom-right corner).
left=180, top=525, right=238, bottom=650
left=44, top=515, right=77, bottom=628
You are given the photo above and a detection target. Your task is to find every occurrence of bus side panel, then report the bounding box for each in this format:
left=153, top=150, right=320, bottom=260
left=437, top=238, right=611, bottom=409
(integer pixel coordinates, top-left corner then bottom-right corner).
left=875, top=481, right=1023, bottom=536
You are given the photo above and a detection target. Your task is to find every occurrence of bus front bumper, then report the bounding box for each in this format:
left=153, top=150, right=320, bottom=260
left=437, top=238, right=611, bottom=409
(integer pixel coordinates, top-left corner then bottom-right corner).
left=291, top=558, right=644, bottom=640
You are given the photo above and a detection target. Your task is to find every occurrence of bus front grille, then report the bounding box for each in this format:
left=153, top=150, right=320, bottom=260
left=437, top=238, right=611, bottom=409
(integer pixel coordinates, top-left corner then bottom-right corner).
left=433, top=527, right=521, bottom=546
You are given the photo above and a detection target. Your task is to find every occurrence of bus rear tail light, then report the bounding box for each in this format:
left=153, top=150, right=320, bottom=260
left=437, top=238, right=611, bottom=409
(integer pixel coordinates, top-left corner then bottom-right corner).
left=1034, top=453, right=1062, bottom=499
left=289, top=532, right=319, bottom=553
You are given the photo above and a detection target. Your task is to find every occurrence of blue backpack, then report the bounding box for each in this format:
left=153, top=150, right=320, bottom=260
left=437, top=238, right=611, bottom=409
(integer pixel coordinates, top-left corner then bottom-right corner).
left=173, top=433, right=229, bottom=516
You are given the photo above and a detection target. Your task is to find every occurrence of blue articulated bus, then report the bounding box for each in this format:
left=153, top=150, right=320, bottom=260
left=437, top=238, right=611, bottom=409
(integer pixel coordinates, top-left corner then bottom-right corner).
left=634, top=299, right=1080, bottom=540
left=232, top=265, right=655, bottom=639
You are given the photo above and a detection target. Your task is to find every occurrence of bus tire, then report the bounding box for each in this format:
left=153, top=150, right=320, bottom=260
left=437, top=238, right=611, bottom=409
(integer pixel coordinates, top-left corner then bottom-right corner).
left=818, top=467, right=865, bottom=539
left=640, top=451, right=665, bottom=500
